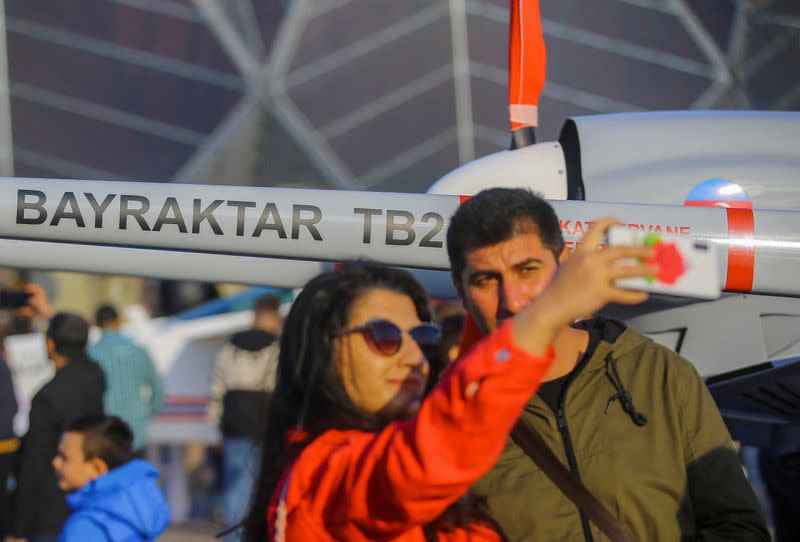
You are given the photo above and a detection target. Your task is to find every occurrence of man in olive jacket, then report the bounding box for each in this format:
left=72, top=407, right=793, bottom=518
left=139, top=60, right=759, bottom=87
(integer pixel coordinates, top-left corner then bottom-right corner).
left=446, top=188, right=769, bottom=542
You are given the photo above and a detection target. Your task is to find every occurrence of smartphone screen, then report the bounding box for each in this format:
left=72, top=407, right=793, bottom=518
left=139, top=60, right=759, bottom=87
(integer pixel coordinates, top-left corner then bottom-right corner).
left=0, top=289, right=33, bottom=309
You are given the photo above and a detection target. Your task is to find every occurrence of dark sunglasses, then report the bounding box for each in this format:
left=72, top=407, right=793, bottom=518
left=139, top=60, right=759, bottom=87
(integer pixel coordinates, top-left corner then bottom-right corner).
left=339, top=319, right=441, bottom=356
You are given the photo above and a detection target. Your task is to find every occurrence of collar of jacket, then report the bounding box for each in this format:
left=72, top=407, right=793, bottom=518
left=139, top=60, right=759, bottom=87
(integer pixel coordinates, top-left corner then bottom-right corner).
left=523, top=317, right=650, bottom=418
left=231, top=329, right=278, bottom=351
left=569, top=316, right=650, bottom=377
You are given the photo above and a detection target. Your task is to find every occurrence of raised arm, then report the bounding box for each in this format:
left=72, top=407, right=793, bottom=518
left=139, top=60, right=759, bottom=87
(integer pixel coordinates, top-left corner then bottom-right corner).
left=322, top=320, right=553, bottom=538
left=207, top=346, right=229, bottom=426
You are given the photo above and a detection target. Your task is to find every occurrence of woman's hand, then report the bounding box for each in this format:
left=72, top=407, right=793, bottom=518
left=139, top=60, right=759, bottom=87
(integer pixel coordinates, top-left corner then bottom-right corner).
left=17, top=283, right=55, bottom=320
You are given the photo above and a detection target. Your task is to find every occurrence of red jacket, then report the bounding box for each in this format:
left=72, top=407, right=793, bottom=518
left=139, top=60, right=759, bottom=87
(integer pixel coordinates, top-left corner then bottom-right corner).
left=267, top=321, right=555, bottom=541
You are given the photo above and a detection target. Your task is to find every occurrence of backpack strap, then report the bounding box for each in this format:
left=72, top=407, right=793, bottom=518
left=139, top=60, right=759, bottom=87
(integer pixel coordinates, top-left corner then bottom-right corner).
left=510, top=423, right=637, bottom=542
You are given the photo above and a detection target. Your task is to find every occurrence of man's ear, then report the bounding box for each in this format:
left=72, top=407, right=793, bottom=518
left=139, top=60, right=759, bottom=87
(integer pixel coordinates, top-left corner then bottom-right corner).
left=88, top=457, right=109, bottom=478
left=558, top=249, right=569, bottom=265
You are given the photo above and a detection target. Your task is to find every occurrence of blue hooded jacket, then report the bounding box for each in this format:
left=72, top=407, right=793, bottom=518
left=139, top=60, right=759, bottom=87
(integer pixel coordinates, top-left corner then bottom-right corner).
left=59, top=459, right=170, bottom=542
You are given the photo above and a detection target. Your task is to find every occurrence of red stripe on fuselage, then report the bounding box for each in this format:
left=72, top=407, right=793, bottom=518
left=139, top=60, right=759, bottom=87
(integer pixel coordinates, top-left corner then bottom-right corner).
left=725, top=208, right=755, bottom=292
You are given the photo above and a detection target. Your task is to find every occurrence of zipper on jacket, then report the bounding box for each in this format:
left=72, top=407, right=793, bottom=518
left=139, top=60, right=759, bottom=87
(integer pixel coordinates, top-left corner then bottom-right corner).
left=556, top=375, right=595, bottom=542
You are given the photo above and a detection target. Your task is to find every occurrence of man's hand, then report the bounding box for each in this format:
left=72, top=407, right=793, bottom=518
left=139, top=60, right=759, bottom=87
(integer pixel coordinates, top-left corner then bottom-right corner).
left=4, top=536, right=28, bottom=542
left=17, top=283, right=55, bottom=320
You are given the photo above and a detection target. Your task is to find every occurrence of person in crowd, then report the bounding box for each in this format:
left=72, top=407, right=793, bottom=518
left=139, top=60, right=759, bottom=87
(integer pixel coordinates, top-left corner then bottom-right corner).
left=432, top=300, right=464, bottom=323
left=445, top=187, right=769, bottom=541
left=438, top=313, right=465, bottom=367
left=239, top=222, right=655, bottom=541
left=53, top=414, right=169, bottom=541
left=0, top=332, right=18, bottom=539
left=209, top=295, right=282, bottom=538
left=7, top=304, right=105, bottom=542
left=89, top=304, right=163, bottom=456
left=423, top=313, right=465, bottom=395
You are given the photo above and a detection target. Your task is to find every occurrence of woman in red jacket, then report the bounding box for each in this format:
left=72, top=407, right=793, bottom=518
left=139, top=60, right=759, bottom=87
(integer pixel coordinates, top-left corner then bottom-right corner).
left=241, top=221, right=652, bottom=541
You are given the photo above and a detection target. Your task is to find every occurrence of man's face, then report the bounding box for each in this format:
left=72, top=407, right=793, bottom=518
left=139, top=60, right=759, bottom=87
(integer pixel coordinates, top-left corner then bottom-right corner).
left=255, top=311, right=282, bottom=335
left=52, top=432, right=102, bottom=492
left=457, top=231, right=563, bottom=334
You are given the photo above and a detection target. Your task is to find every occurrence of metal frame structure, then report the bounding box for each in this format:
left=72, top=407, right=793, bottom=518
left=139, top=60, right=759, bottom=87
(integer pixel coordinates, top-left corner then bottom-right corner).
left=184, top=0, right=799, bottom=187
left=3, top=0, right=798, bottom=188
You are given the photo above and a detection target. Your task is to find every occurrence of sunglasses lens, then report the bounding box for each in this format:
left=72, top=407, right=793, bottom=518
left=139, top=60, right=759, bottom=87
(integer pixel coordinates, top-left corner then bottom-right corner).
left=409, top=324, right=441, bottom=348
left=356, top=321, right=441, bottom=356
left=365, top=320, right=403, bottom=355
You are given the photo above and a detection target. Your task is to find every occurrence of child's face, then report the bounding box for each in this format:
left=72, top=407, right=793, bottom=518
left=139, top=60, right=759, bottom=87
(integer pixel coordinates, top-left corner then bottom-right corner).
left=52, top=432, right=102, bottom=492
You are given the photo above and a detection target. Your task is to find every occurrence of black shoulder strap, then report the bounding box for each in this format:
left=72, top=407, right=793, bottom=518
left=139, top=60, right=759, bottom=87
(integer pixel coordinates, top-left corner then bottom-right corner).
left=510, top=423, right=637, bottom=542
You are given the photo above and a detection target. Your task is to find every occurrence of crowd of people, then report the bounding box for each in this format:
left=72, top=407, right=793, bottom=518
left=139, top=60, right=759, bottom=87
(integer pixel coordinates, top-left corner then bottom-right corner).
left=0, top=292, right=169, bottom=542
left=0, top=187, right=793, bottom=541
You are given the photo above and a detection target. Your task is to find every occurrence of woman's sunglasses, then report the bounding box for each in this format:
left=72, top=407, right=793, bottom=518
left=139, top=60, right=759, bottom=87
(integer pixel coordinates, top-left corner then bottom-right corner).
left=339, top=319, right=441, bottom=356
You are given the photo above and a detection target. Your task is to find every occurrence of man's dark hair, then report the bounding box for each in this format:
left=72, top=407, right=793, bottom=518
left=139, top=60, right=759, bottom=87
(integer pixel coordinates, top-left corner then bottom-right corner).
left=446, top=187, right=565, bottom=282
left=94, top=304, right=119, bottom=327
left=67, top=414, right=134, bottom=470
left=253, top=295, right=281, bottom=315
left=46, top=312, right=89, bottom=360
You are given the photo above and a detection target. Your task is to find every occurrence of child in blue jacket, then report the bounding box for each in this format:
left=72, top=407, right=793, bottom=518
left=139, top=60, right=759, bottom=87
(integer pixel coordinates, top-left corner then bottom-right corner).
left=52, top=414, right=170, bottom=541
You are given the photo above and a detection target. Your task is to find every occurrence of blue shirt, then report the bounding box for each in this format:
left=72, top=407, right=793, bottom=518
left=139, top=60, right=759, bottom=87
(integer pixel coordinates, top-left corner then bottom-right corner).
left=89, top=331, right=163, bottom=450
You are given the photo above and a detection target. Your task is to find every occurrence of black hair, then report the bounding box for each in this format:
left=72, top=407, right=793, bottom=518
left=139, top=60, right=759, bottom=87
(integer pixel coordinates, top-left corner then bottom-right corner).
left=67, top=414, right=134, bottom=470
left=46, top=312, right=89, bottom=360
left=446, top=187, right=564, bottom=283
left=94, top=304, right=119, bottom=327
left=241, top=261, right=432, bottom=542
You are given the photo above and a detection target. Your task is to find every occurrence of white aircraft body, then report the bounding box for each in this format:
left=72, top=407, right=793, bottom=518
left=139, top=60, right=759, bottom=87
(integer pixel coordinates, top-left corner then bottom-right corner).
left=1, top=110, right=799, bottom=438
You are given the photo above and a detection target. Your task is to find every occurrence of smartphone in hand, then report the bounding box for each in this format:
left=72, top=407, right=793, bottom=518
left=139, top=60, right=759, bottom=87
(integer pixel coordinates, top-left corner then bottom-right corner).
left=607, top=226, right=722, bottom=299
left=0, top=289, right=33, bottom=309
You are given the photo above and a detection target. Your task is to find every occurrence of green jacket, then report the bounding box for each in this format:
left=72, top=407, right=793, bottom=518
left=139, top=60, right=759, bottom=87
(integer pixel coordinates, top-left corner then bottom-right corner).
left=472, top=318, right=769, bottom=542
